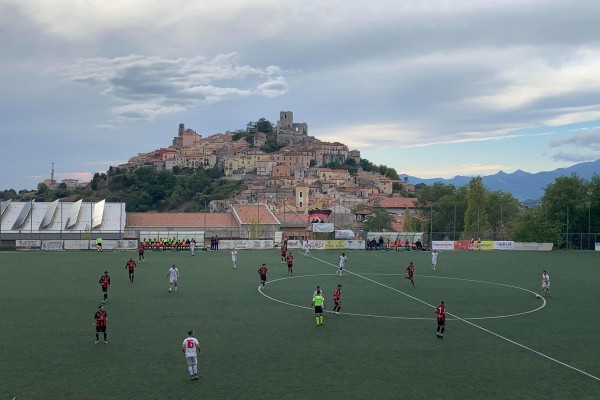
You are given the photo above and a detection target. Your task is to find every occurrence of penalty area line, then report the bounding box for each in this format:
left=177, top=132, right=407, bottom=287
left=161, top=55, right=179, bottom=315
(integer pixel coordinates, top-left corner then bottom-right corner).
left=309, top=254, right=600, bottom=382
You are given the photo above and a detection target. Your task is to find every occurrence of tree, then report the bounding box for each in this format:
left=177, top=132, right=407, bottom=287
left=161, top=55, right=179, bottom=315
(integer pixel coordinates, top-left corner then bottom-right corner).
left=463, top=177, right=487, bottom=236
left=363, top=209, right=394, bottom=232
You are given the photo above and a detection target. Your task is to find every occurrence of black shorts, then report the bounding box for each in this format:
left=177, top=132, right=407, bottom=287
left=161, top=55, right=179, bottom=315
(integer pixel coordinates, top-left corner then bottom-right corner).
left=334, top=301, right=341, bottom=307
left=437, top=319, right=445, bottom=326
left=260, top=275, right=267, bottom=281
left=102, top=287, right=108, bottom=293
left=128, top=269, right=135, bottom=273
left=97, top=244, right=102, bottom=248
left=287, top=264, right=293, bottom=268
left=315, top=306, right=323, bottom=314
left=96, top=326, right=106, bottom=333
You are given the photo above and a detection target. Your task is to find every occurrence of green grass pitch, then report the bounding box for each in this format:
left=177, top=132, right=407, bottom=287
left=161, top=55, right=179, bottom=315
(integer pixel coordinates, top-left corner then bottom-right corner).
left=1, top=249, right=599, bottom=399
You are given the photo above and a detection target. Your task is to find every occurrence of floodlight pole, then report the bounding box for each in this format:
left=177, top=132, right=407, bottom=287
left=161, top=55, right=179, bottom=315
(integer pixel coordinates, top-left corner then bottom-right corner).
left=430, top=204, right=433, bottom=248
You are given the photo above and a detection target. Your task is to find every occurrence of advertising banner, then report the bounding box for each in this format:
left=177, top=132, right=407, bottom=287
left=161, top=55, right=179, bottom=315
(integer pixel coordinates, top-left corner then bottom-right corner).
left=285, top=240, right=303, bottom=249
left=596, top=243, right=600, bottom=251
left=480, top=241, right=494, bottom=251
left=218, top=240, right=274, bottom=250
left=344, top=240, right=365, bottom=250
left=16, top=240, right=41, bottom=249
left=432, top=241, right=454, bottom=250
left=454, top=240, right=470, bottom=251
left=514, top=242, right=553, bottom=251
left=335, top=230, right=356, bottom=239
left=41, top=240, right=64, bottom=250
left=324, top=240, right=346, bottom=250
left=494, top=241, right=516, bottom=250
left=311, top=223, right=334, bottom=233
left=102, top=240, right=138, bottom=250
left=63, top=240, right=91, bottom=250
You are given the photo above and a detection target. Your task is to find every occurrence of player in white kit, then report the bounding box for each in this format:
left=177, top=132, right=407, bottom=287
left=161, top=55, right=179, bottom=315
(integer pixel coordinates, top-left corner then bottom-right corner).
left=337, top=253, right=347, bottom=276
left=431, top=250, right=438, bottom=270
left=541, top=270, right=550, bottom=296
left=182, top=330, right=200, bottom=380
left=190, top=239, right=196, bottom=256
left=304, top=240, right=311, bottom=256
left=231, top=249, right=238, bottom=269
left=167, top=264, right=179, bottom=292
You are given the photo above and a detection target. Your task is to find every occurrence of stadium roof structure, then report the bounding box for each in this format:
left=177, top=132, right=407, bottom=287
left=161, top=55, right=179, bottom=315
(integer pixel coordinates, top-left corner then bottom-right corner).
left=0, top=200, right=126, bottom=234
left=126, top=212, right=236, bottom=229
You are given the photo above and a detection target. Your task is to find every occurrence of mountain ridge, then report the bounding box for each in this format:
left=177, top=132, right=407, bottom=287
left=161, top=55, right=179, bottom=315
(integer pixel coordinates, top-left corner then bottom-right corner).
left=403, top=159, right=600, bottom=202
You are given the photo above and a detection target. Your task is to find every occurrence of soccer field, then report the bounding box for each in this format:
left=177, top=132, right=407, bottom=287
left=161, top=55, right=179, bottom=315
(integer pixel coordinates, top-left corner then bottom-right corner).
left=1, top=249, right=599, bottom=399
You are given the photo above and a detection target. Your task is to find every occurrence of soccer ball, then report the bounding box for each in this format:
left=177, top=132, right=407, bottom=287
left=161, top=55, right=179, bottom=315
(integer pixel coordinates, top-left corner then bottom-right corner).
left=536, top=294, right=541, bottom=299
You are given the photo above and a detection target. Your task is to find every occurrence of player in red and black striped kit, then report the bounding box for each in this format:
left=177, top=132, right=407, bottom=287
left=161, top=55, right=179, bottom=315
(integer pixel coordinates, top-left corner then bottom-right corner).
left=94, top=304, right=108, bottom=344
left=138, top=242, right=145, bottom=262
left=99, top=271, right=111, bottom=302
left=332, top=285, right=342, bottom=315
left=286, top=253, right=294, bottom=276
left=280, top=245, right=287, bottom=263
left=404, top=262, right=416, bottom=287
left=125, top=258, right=136, bottom=283
left=436, top=301, right=446, bottom=338
left=258, top=263, right=268, bottom=287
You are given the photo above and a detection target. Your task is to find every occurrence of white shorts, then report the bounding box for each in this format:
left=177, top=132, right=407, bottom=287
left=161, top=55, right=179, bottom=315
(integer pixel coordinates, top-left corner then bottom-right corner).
left=542, top=282, right=550, bottom=288
left=186, top=356, right=197, bottom=366
left=170, top=278, right=178, bottom=284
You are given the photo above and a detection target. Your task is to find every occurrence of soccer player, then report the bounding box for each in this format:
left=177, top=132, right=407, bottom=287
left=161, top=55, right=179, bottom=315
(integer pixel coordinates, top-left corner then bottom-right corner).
left=469, top=236, right=475, bottom=251
left=96, top=237, right=103, bottom=252
left=286, top=252, right=294, bottom=276
left=99, top=271, right=111, bottom=302
left=313, top=285, right=323, bottom=298
left=337, top=252, right=347, bottom=276
left=436, top=301, right=446, bottom=338
left=541, top=270, right=551, bottom=296
left=167, top=264, right=179, bottom=293
left=304, top=240, right=311, bottom=256
left=258, top=263, right=268, bottom=287
left=190, top=239, right=196, bottom=256
left=311, top=290, right=325, bottom=326
left=477, top=237, right=482, bottom=251
left=333, top=285, right=342, bottom=315
left=182, top=330, right=200, bottom=380
left=404, top=262, right=416, bottom=287
left=280, top=244, right=287, bottom=263
left=125, top=257, right=136, bottom=283
left=231, top=248, right=238, bottom=269
left=94, top=304, right=108, bottom=344
left=431, top=250, right=438, bottom=270
left=138, top=241, right=145, bottom=262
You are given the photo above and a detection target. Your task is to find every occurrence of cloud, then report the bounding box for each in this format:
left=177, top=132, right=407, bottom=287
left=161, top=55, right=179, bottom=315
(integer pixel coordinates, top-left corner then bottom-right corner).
left=547, top=128, right=600, bottom=162
left=55, top=53, right=289, bottom=121
left=94, top=124, right=116, bottom=130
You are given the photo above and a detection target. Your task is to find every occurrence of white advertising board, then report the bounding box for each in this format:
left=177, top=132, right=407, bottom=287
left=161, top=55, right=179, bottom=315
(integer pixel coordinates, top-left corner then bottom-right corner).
left=493, top=241, right=516, bottom=250
left=432, top=241, right=454, bottom=250
left=41, top=240, right=64, bottom=250
left=218, top=240, right=274, bottom=250
left=16, top=240, right=41, bottom=249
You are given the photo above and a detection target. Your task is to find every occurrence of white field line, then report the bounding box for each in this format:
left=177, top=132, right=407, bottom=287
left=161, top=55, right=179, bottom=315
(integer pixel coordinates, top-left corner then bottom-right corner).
left=307, top=254, right=600, bottom=382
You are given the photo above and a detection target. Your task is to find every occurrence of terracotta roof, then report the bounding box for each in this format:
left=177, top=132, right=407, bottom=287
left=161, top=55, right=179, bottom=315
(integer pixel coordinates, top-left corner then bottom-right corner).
left=126, top=213, right=236, bottom=228
left=232, top=204, right=280, bottom=225
left=378, top=197, right=419, bottom=208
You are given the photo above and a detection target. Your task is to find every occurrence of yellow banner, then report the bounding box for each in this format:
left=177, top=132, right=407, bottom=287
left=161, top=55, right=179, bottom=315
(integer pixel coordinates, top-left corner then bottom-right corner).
left=480, top=241, right=494, bottom=251
left=324, top=240, right=346, bottom=250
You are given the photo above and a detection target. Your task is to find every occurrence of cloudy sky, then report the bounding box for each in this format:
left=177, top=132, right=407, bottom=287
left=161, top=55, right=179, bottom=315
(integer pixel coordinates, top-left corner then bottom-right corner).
left=2, top=0, right=600, bottom=190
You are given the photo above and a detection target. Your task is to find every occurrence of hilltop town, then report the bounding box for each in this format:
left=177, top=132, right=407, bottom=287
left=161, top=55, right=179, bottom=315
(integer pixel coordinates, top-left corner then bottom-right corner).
left=117, top=111, right=418, bottom=231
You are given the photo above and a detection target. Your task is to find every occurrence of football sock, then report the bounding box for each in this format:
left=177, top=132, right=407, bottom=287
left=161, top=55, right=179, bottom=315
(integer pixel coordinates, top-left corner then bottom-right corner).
left=188, top=366, right=194, bottom=376
left=316, top=317, right=320, bottom=325
left=96, top=333, right=99, bottom=341
left=104, top=333, right=107, bottom=340
left=441, top=327, right=445, bottom=334
left=192, top=365, right=197, bottom=375
left=319, top=316, right=324, bottom=324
